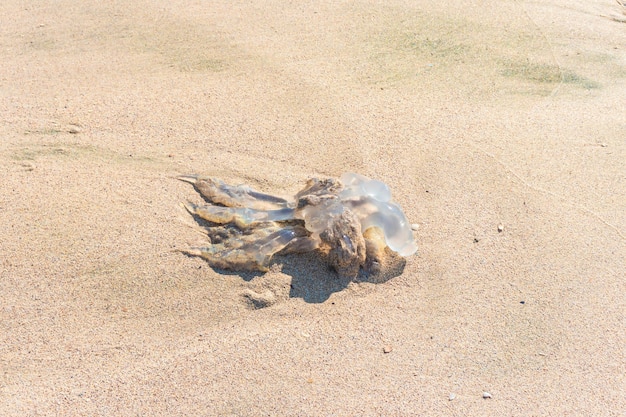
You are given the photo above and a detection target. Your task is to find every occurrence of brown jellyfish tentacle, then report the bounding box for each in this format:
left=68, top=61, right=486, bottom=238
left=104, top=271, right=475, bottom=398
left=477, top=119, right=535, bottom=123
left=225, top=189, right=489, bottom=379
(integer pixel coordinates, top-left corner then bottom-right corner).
left=186, top=227, right=302, bottom=272
left=184, top=202, right=296, bottom=228
left=179, top=175, right=291, bottom=210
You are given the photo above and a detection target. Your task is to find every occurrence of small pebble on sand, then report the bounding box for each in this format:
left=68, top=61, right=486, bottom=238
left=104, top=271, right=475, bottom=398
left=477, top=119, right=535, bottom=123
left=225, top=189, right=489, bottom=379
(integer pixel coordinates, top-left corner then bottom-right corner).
left=483, top=392, right=492, bottom=399
left=497, top=224, right=504, bottom=232
left=383, top=345, right=393, bottom=354
left=449, top=393, right=456, bottom=401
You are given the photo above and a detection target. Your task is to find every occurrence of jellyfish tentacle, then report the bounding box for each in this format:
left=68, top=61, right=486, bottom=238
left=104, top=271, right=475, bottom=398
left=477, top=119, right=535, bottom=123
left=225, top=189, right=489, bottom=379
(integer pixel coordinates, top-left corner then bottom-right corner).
left=179, top=175, right=290, bottom=210
left=186, top=228, right=301, bottom=271
left=185, top=202, right=296, bottom=228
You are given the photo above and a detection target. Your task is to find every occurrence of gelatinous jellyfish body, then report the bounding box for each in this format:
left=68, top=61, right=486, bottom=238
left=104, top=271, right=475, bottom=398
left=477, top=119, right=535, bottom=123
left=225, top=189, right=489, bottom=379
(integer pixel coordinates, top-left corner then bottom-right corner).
left=180, top=173, right=417, bottom=277
left=339, top=172, right=392, bottom=202
left=338, top=173, right=417, bottom=257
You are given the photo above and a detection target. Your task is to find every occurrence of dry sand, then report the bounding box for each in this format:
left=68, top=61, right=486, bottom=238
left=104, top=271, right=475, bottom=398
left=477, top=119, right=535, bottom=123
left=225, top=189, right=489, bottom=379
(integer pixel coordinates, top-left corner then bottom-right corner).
left=1, top=0, right=625, bottom=415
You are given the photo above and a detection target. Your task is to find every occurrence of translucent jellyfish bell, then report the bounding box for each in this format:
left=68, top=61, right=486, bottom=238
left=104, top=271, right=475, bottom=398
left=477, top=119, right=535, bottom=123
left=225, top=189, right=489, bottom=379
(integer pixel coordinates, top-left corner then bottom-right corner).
left=363, top=179, right=391, bottom=202
left=339, top=173, right=392, bottom=202
left=339, top=173, right=417, bottom=257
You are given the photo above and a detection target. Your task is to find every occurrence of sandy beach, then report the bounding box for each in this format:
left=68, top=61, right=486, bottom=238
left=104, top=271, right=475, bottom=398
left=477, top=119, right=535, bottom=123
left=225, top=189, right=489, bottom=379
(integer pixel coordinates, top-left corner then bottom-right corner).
left=1, top=0, right=625, bottom=415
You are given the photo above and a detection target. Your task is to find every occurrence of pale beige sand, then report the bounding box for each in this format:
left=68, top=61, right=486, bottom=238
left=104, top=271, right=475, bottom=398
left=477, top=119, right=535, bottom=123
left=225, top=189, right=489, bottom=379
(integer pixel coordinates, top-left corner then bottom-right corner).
left=1, top=0, right=625, bottom=415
